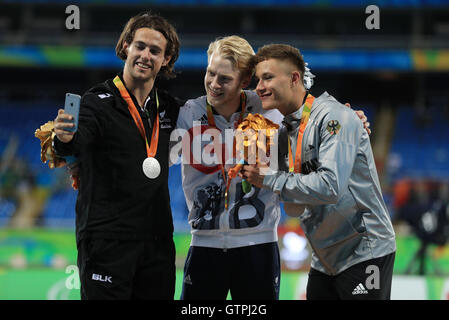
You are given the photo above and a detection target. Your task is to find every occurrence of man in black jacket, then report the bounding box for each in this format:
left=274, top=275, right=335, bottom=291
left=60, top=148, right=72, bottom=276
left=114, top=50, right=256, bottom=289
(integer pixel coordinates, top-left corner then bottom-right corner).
left=53, top=12, right=181, bottom=299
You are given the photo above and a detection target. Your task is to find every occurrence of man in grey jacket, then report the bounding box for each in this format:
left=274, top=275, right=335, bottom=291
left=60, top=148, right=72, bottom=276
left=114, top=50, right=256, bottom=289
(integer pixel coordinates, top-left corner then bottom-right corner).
left=242, top=44, right=396, bottom=300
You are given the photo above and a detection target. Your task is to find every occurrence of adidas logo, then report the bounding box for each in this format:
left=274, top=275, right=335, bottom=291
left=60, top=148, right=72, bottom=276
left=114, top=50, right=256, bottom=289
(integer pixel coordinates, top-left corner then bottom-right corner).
left=184, top=274, right=192, bottom=285
left=197, top=115, right=209, bottom=125
left=352, top=283, right=368, bottom=295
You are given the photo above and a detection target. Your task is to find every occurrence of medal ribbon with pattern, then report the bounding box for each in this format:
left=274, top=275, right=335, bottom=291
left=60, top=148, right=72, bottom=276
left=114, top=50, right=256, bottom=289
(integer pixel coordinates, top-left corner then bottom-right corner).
left=113, top=76, right=160, bottom=158
left=206, top=91, right=246, bottom=209
left=288, top=93, right=315, bottom=173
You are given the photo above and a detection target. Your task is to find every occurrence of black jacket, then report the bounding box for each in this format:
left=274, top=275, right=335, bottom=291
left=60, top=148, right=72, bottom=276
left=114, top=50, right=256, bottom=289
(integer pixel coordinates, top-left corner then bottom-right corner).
left=54, top=74, right=182, bottom=244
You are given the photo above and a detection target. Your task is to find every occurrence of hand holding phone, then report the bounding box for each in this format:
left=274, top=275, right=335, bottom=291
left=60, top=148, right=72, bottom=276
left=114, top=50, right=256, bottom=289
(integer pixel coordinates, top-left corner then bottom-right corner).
left=54, top=93, right=80, bottom=144
left=63, top=93, right=81, bottom=132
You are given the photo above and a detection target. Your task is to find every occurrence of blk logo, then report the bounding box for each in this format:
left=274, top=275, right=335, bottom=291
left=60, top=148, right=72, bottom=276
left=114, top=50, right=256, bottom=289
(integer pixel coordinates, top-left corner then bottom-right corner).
left=92, top=273, right=112, bottom=283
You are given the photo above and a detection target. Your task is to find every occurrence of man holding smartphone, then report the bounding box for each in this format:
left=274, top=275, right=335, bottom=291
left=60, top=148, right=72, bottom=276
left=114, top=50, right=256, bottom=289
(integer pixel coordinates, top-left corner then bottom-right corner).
left=53, top=12, right=181, bottom=299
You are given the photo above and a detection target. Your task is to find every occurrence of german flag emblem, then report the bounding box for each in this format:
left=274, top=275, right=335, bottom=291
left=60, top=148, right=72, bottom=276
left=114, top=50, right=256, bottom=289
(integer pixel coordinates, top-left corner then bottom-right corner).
left=326, top=120, right=341, bottom=135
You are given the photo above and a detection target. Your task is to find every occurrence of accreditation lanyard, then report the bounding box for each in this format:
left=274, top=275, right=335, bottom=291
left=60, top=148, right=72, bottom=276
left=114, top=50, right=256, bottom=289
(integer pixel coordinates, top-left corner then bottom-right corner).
left=206, top=91, right=246, bottom=209
left=113, top=76, right=160, bottom=158
left=288, top=93, right=315, bottom=173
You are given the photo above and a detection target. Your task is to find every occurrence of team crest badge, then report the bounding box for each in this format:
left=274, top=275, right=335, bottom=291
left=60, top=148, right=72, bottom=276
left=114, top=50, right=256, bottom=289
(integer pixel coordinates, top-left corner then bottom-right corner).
left=326, top=120, right=341, bottom=135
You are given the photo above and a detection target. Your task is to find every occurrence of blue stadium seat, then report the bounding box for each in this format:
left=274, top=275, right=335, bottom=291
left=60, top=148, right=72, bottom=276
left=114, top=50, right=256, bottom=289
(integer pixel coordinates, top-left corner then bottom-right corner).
left=40, top=189, right=77, bottom=228
left=0, top=198, right=16, bottom=227
left=390, top=106, right=449, bottom=180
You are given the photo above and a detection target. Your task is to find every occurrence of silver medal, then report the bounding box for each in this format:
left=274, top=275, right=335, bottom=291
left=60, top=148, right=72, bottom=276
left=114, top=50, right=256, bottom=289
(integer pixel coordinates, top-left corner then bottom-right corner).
left=142, top=157, right=161, bottom=179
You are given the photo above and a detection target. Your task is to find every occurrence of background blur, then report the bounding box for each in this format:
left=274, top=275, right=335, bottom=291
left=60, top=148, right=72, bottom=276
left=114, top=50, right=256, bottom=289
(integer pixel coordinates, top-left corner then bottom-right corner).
left=1, top=0, right=449, bottom=300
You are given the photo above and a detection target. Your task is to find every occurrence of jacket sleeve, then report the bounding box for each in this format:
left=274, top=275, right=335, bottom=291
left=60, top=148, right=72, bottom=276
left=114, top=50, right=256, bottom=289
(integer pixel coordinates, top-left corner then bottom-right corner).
left=53, top=92, right=105, bottom=157
left=263, top=104, right=363, bottom=205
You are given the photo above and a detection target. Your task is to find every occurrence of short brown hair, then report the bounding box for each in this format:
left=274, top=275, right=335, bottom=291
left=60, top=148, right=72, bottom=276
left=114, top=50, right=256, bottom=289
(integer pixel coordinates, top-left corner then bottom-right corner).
left=116, top=12, right=180, bottom=79
left=254, top=44, right=305, bottom=80
left=207, top=36, right=256, bottom=80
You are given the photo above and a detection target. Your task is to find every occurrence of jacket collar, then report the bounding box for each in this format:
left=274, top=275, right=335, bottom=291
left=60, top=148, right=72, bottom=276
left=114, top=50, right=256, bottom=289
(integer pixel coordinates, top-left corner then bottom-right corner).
left=282, top=107, right=302, bottom=131
left=282, top=91, right=308, bottom=131
left=116, top=71, right=156, bottom=111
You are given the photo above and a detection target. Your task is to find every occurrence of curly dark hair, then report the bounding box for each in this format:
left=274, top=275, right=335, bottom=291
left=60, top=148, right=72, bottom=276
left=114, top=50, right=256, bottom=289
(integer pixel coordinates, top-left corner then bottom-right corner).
left=115, top=12, right=180, bottom=79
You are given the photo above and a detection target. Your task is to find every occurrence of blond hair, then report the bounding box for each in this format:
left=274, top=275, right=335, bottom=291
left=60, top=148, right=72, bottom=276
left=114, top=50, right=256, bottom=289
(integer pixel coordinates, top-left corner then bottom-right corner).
left=207, top=35, right=255, bottom=80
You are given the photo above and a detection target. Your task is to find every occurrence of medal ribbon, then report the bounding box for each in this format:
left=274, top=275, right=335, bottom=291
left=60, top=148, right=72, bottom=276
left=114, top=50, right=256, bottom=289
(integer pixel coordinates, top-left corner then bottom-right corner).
left=206, top=91, right=246, bottom=209
left=113, top=76, right=159, bottom=158
left=288, top=93, right=315, bottom=173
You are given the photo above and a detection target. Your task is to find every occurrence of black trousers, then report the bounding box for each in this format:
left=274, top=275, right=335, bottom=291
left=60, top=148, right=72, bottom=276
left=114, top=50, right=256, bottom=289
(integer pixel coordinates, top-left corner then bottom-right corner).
left=181, top=242, right=280, bottom=300
left=306, top=252, right=395, bottom=300
left=77, top=238, right=176, bottom=300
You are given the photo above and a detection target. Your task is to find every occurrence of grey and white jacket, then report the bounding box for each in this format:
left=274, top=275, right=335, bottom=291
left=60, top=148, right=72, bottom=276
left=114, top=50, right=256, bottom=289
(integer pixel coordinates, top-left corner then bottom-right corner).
left=176, top=90, right=284, bottom=249
left=263, top=92, right=396, bottom=275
